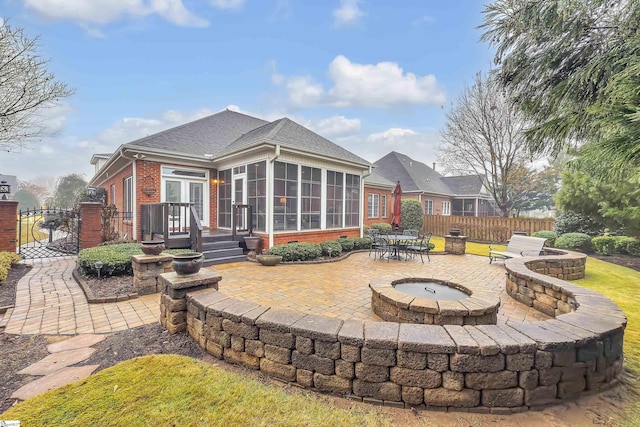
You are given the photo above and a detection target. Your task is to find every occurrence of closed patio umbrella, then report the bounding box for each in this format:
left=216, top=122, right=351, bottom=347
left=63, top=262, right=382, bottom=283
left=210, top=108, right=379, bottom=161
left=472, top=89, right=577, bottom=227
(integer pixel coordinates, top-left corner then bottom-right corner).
left=392, top=181, right=402, bottom=230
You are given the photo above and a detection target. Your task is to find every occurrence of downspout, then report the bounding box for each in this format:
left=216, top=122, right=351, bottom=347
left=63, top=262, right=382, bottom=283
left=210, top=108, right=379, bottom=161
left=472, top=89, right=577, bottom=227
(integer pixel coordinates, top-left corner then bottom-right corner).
left=268, top=145, right=281, bottom=249
left=120, top=148, right=138, bottom=241
left=360, top=166, right=372, bottom=237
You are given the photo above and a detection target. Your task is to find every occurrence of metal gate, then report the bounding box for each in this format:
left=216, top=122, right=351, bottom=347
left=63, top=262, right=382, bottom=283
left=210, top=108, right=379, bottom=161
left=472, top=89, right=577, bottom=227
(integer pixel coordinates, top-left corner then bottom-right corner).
left=18, top=207, right=80, bottom=259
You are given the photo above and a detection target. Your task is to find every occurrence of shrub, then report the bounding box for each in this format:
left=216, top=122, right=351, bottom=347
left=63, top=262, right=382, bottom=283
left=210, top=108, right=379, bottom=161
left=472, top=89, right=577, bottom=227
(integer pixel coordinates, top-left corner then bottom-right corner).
left=626, top=239, right=640, bottom=257
left=320, top=241, right=343, bottom=258
left=0, top=251, right=22, bottom=282
left=268, top=242, right=322, bottom=262
left=400, top=199, right=424, bottom=231
left=532, top=230, right=557, bottom=247
left=592, top=236, right=617, bottom=255
left=613, top=236, right=637, bottom=254
left=554, top=210, right=603, bottom=236
left=555, top=233, right=594, bottom=253
left=370, top=223, right=392, bottom=233
left=337, top=237, right=371, bottom=252
left=77, top=243, right=189, bottom=277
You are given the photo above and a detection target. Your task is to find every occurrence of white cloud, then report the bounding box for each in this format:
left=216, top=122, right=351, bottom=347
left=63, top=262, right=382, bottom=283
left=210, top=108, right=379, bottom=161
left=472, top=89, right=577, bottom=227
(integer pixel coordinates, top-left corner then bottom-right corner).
left=210, top=0, right=245, bottom=10
left=333, top=0, right=363, bottom=28
left=357, top=127, right=441, bottom=166
left=22, top=0, right=208, bottom=30
left=282, top=55, right=446, bottom=109
left=226, top=104, right=361, bottom=139
left=2, top=108, right=217, bottom=181
left=306, top=116, right=361, bottom=138
left=413, top=15, right=435, bottom=26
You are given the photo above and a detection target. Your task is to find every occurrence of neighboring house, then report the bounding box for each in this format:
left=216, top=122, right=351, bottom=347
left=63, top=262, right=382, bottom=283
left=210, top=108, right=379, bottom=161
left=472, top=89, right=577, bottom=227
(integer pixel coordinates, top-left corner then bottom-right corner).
left=363, top=168, right=394, bottom=227
left=89, top=109, right=371, bottom=249
left=365, top=152, right=496, bottom=219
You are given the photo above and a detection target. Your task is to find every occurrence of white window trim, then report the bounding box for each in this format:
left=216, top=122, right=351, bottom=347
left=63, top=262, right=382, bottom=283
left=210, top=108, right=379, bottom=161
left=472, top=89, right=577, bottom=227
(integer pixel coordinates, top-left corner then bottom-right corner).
left=442, top=201, right=451, bottom=216
left=381, top=194, right=387, bottom=218
left=425, top=199, right=433, bottom=215
left=368, top=193, right=380, bottom=218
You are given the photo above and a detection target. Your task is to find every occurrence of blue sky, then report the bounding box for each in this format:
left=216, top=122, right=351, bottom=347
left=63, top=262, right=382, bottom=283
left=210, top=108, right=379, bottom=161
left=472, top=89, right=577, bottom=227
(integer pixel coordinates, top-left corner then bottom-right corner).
left=1, top=0, right=494, bottom=183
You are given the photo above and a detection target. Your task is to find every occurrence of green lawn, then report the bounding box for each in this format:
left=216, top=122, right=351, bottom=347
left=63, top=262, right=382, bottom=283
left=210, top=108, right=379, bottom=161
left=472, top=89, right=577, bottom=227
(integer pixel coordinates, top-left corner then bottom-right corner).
left=2, top=355, right=392, bottom=426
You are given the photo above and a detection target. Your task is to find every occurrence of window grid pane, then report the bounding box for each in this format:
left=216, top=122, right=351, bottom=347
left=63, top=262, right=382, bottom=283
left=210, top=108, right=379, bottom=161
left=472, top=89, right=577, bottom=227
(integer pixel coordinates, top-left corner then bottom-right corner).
left=247, top=161, right=266, bottom=232
left=345, top=174, right=360, bottom=227
left=273, top=161, right=298, bottom=231
left=218, top=169, right=232, bottom=228
left=326, top=171, right=343, bottom=229
left=301, top=166, right=321, bottom=230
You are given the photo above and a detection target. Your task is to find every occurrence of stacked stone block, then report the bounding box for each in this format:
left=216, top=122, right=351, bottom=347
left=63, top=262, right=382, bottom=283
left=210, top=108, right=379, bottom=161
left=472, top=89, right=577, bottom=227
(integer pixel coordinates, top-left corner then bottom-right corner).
left=159, top=247, right=625, bottom=411
left=505, top=250, right=586, bottom=317
left=131, top=254, right=173, bottom=295
left=444, top=235, right=467, bottom=255
left=158, top=270, right=221, bottom=335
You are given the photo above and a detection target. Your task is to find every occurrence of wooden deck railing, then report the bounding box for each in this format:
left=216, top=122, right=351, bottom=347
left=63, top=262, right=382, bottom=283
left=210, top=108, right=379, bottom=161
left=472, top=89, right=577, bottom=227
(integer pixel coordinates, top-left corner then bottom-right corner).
left=232, top=204, right=253, bottom=239
left=140, top=202, right=202, bottom=249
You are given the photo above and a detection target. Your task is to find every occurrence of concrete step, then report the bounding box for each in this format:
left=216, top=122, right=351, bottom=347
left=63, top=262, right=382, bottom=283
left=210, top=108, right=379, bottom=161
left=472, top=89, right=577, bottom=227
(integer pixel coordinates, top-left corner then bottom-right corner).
left=202, top=240, right=239, bottom=251
left=202, top=248, right=244, bottom=259
left=203, top=255, right=247, bottom=266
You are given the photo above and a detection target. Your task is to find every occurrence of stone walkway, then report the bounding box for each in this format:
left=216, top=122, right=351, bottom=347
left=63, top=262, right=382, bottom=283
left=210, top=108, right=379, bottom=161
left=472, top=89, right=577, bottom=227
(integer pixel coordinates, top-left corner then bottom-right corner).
left=11, top=334, right=105, bottom=400
left=2, top=257, right=159, bottom=335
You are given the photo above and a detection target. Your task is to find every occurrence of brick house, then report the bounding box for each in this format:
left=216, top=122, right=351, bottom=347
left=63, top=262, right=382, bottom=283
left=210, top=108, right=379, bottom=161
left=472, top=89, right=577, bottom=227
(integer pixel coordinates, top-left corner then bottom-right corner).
left=89, top=109, right=371, bottom=249
left=364, top=152, right=496, bottom=220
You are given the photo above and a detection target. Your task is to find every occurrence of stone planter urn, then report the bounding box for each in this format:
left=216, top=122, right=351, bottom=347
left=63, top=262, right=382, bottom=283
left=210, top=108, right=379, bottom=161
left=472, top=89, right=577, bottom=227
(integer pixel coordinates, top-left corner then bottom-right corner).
left=448, top=228, right=461, bottom=237
left=244, top=236, right=261, bottom=259
left=141, top=240, right=165, bottom=256
left=256, top=255, right=282, bottom=266
left=172, top=252, right=204, bottom=276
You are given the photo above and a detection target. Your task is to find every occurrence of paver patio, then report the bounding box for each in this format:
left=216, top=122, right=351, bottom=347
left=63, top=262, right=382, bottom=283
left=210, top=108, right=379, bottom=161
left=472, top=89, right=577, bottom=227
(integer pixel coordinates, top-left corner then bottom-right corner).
left=1, top=252, right=548, bottom=336
left=215, top=252, right=550, bottom=323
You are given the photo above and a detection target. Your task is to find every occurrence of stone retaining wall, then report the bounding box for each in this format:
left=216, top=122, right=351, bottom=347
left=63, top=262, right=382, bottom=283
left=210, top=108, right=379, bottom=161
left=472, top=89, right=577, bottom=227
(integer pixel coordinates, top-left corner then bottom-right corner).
left=505, top=250, right=586, bottom=318
left=160, top=250, right=626, bottom=412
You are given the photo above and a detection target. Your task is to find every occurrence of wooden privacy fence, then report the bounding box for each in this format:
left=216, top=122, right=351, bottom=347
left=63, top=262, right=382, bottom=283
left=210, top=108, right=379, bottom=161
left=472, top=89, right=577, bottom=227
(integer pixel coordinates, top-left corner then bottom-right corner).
left=423, top=215, right=554, bottom=243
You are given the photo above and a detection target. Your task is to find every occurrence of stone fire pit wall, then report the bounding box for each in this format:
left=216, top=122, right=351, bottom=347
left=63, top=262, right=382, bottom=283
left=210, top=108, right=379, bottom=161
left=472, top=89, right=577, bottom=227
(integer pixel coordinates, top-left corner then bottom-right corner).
left=160, top=251, right=625, bottom=412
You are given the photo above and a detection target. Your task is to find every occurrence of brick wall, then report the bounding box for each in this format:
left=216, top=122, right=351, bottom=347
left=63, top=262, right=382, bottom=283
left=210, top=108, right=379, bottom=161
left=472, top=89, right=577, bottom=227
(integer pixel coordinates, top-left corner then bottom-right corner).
left=267, top=229, right=360, bottom=248
left=364, top=187, right=393, bottom=227
left=79, top=202, right=103, bottom=250
left=97, top=160, right=219, bottom=240
left=0, top=201, right=18, bottom=252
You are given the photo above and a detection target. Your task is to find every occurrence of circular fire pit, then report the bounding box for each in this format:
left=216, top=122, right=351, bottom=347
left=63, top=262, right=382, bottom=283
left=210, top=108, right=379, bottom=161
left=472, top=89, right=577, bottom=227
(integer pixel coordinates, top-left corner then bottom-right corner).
left=370, top=276, right=500, bottom=325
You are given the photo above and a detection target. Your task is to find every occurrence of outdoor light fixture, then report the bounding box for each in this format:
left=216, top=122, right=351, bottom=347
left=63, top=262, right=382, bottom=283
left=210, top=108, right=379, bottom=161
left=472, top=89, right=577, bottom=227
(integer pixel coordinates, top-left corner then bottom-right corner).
left=279, top=197, right=286, bottom=204
left=203, top=153, right=214, bottom=160
left=0, top=180, right=10, bottom=200
left=211, top=179, right=225, bottom=185
left=86, top=186, right=97, bottom=197
left=95, top=261, right=104, bottom=279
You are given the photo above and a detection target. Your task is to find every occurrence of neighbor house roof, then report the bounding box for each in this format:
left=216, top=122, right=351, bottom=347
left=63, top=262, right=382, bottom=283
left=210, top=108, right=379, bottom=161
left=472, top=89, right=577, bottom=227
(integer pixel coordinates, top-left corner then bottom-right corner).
left=372, top=152, right=452, bottom=195
left=365, top=168, right=395, bottom=188
left=441, top=175, right=485, bottom=196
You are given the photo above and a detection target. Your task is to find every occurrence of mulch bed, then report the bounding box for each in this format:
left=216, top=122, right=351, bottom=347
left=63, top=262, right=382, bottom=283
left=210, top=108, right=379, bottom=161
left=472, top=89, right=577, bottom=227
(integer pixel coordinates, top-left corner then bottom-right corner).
left=0, top=264, right=31, bottom=312
left=589, top=253, right=640, bottom=273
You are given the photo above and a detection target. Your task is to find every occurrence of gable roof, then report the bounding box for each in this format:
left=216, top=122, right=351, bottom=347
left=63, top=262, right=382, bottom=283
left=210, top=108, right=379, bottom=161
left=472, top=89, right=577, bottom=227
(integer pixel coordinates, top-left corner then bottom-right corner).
left=219, top=118, right=369, bottom=165
left=441, top=175, right=485, bottom=195
left=124, top=109, right=270, bottom=157
left=108, top=109, right=369, bottom=168
left=372, top=152, right=452, bottom=195
left=365, top=168, right=396, bottom=188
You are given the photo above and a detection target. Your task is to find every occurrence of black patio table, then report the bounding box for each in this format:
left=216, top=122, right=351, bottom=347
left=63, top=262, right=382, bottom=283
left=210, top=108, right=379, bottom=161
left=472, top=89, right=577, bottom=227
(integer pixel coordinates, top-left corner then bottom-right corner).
left=384, top=234, right=419, bottom=260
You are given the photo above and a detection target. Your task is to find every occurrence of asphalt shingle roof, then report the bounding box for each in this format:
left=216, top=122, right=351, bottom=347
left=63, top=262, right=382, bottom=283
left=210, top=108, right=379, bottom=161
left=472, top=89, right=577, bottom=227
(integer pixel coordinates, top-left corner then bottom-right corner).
left=441, top=175, right=485, bottom=195
left=373, top=152, right=452, bottom=194
left=364, top=168, right=395, bottom=187
left=219, top=118, right=370, bottom=165
left=124, top=109, right=270, bottom=157
left=119, top=109, right=369, bottom=167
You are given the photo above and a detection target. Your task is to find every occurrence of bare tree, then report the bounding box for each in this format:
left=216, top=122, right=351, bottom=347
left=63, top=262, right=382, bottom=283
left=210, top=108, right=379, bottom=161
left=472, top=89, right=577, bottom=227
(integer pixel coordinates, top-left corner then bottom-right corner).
left=439, top=72, right=533, bottom=217
left=0, top=19, right=74, bottom=152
